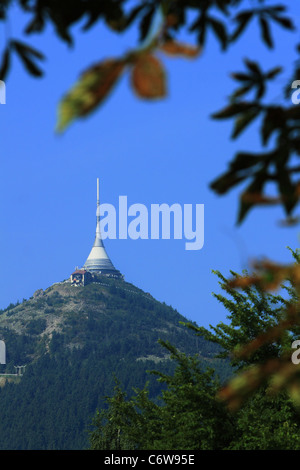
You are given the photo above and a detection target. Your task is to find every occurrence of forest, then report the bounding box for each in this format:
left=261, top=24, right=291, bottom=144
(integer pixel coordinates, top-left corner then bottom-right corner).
left=0, top=279, right=228, bottom=449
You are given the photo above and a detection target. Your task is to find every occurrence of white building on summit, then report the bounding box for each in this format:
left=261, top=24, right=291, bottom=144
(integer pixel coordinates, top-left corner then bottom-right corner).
left=71, top=178, right=122, bottom=284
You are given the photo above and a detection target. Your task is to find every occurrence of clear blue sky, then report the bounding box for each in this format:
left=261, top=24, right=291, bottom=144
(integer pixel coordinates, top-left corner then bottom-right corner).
left=1, top=2, right=300, bottom=329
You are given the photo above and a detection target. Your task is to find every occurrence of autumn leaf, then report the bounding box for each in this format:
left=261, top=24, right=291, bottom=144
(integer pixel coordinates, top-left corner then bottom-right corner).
left=240, top=192, right=281, bottom=205
left=57, top=59, right=126, bottom=133
left=159, top=40, right=201, bottom=58
left=131, top=54, right=166, bottom=99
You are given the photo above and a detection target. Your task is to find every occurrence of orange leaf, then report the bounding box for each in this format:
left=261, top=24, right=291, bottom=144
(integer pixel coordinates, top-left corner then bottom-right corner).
left=160, top=40, right=201, bottom=58
left=241, top=192, right=281, bottom=205
left=165, top=14, right=179, bottom=27
left=131, top=54, right=166, bottom=99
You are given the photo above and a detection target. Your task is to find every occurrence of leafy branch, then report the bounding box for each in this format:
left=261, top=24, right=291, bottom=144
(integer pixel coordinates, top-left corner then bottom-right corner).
left=211, top=58, right=300, bottom=224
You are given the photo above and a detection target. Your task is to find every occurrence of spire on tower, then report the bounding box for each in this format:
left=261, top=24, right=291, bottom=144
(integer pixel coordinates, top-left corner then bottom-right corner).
left=83, top=179, right=122, bottom=278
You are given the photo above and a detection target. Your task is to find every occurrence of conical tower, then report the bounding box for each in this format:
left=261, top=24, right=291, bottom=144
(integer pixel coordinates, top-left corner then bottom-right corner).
left=83, top=179, right=122, bottom=278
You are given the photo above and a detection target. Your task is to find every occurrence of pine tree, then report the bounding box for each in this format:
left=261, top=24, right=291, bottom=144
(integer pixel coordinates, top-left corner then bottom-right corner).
left=89, top=342, right=234, bottom=450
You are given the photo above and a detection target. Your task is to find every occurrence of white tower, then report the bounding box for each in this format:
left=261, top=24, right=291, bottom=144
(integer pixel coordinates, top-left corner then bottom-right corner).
left=83, top=179, right=121, bottom=277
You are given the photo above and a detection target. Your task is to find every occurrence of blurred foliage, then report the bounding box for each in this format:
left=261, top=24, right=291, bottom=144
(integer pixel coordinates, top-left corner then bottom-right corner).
left=0, top=0, right=299, bottom=222
left=192, top=248, right=300, bottom=412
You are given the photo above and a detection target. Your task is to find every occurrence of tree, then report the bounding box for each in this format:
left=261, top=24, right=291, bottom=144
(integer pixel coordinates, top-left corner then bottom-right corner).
left=89, top=342, right=234, bottom=450
left=204, top=248, right=300, bottom=411
left=147, top=341, right=234, bottom=450
left=226, top=391, right=300, bottom=450
left=189, top=250, right=300, bottom=435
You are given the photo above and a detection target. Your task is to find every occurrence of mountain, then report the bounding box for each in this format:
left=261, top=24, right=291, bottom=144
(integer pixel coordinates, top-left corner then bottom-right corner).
left=0, top=277, right=230, bottom=450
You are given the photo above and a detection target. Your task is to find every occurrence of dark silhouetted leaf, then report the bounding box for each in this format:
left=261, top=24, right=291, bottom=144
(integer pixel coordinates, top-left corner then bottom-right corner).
left=209, top=18, right=227, bottom=50
left=11, top=40, right=44, bottom=77
left=265, top=66, right=282, bottom=80
left=276, top=165, right=297, bottom=214
left=231, top=11, right=253, bottom=41
left=12, top=40, right=45, bottom=60
left=231, top=84, right=253, bottom=99
left=259, top=16, right=273, bottom=48
left=24, top=12, right=45, bottom=34
left=0, top=46, right=10, bottom=80
left=231, top=72, right=251, bottom=82
left=210, top=171, right=248, bottom=195
left=238, top=172, right=267, bottom=224
left=244, top=59, right=261, bottom=76
left=229, top=152, right=261, bottom=171
left=261, top=109, right=278, bottom=145
left=212, top=102, right=255, bottom=119
left=268, top=13, right=295, bottom=30
left=232, top=107, right=261, bottom=139
left=139, top=6, right=155, bottom=42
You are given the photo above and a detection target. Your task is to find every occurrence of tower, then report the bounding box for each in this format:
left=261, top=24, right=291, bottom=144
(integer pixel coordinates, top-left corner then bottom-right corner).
left=83, top=179, right=122, bottom=278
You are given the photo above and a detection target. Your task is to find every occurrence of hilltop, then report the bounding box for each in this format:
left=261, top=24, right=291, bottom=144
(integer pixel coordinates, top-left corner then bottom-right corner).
left=0, top=278, right=230, bottom=449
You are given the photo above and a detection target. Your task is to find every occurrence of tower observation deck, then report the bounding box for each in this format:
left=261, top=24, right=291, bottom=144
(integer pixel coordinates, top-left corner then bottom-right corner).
left=83, top=179, right=122, bottom=279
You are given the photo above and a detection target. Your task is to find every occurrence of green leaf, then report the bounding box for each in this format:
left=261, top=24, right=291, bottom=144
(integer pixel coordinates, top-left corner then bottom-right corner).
left=56, top=59, right=126, bottom=133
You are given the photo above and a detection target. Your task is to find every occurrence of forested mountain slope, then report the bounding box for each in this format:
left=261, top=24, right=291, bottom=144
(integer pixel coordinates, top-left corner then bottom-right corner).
left=0, top=278, right=229, bottom=449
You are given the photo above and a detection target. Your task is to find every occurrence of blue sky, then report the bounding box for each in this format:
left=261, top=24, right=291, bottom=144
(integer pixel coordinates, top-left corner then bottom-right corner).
left=1, top=2, right=300, bottom=329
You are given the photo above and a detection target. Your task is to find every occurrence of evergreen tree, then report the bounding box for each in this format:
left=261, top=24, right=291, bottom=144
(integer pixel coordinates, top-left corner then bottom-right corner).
left=196, top=267, right=298, bottom=369
left=193, top=254, right=300, bottom=449
left=89, top=254, right=300, bottom=450
left=89, top=341, right=234, bottom=450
